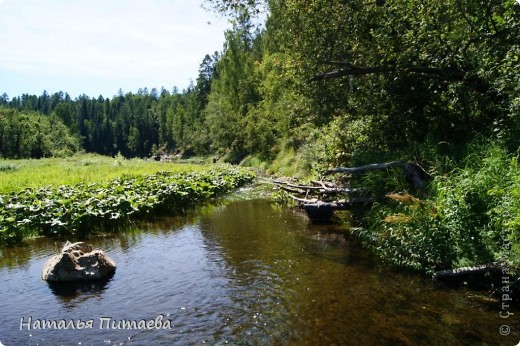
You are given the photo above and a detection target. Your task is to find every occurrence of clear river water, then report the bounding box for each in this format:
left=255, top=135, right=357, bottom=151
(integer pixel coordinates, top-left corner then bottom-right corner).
left=0, top=185, right=518, bottom=345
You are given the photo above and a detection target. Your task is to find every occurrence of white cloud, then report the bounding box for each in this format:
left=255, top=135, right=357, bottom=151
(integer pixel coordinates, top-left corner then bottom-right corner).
left=0, top=0, right=230, bottom=97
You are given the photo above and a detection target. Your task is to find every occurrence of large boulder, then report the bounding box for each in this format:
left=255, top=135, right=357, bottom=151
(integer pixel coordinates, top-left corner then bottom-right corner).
left=42, top=241, right=116, bottom=282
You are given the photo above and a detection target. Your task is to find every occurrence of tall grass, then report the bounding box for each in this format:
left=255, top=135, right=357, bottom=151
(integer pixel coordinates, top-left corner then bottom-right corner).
left=0, top=153, right=206, bottom=194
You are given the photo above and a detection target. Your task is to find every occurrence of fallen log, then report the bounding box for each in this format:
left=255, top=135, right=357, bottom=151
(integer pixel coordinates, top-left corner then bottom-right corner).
left=274, top=161, right=429, bottom=221
left=325, top=161, right=430, bottom=189
left=273, top=180, right=324, bottom=190
left=433, top=263, right=520, bottom=301
left=287, top=194, right=376, bottom=208
left=310, top=180, right=336, bottom=188
left=432, top=263, right=502, bottom=282
left=318, top=187, right=365, bottom=194
left=325, top=161, right=406, bottom=175
left=274, top=180, right=363, bottom=195
left=287, top=193, right=378, bottom=221
left=276, top=185, right=308, bottom=195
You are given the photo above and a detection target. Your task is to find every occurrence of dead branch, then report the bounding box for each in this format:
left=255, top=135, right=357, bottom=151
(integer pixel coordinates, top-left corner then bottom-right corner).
left=287, top=194, right=376, bottom=209
left=433, top=263, right=502, bottom=281
left=274, top=180, right=324, bottom=190
left=277, top=185, right=307, bottom=195
left=311, top=62, right=497, bottom=97
left=275, top=180, right=363, bottom=195
left=325, top=161, right=406, bottom=174
left=326, top=161, right=430, bottom=189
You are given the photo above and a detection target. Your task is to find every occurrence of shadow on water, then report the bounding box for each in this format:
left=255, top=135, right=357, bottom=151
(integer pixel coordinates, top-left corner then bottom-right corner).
left=46, top=274, right=115, bottom=301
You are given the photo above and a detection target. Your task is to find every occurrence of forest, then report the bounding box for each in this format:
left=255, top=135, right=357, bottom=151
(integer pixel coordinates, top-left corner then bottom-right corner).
left=1, top=0, right=519, bottom=274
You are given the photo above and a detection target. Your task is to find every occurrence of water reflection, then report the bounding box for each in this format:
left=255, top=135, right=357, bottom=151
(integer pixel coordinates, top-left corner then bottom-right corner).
left=0, top=216, right=194, bottom=270
left=0, top=238, right=63, bottom=269
left=197, top=198, right=519, bottom=344
left=0, top=194, right=518, bottom=345
left=47, top=274, right=115, bottom=301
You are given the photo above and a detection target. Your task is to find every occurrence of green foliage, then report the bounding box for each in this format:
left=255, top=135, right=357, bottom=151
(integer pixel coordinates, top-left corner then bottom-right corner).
left=0, top=107, right=79, bottom=159
left=205, top=17, right=262, bottom=161
left=203, top=0, right=265, bottom=18
left=230, top=0, right=520, bottom=159
left=0, top=166, right=255, bottom=246
left=357, top=198, right=453, bottom=272
left=360, top=141, right=520, bottom=273
left=305, top=115, right=376, bottom=175
left=266, top=144, right=312, bottom=179
left=3, top=0, right=519, bottom=163
left=197, top=0, right=520, bottom=199
left=435, top=142, right=520, bottom=268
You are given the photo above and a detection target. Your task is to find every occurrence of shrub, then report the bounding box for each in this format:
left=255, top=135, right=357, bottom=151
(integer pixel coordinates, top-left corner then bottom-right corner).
left=359, top=141, right=520, bottom=273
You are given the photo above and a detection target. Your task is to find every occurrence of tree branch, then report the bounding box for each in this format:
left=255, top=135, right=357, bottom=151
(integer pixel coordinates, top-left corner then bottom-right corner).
left=312, top=62, right=467, bottom=81
left=311, top=61, right=498, bottom=97
left=325, top=161, right=430, bottom=189
left=325, top=161, right=406, bottom=174
left=311, top=64, right=394, bottom=81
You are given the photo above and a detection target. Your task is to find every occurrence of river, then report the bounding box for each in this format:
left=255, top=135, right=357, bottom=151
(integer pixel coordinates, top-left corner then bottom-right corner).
left=0, top=185, right=517, bottom=345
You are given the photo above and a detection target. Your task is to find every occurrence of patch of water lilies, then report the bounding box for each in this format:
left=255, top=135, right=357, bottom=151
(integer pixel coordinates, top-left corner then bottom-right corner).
left=0, top=166, right=255, bottom=245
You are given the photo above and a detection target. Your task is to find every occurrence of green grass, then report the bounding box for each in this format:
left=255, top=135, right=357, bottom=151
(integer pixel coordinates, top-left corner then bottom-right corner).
left=0, top=158, right=255, bottom=246
left=242, top=146, right=312, bottom=180
left=0, top=153, right=206, bottom=194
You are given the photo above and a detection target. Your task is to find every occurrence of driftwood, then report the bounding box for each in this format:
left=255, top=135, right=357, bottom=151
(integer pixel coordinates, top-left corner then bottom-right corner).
left=432, top=263, right=503, bottom=282
left=433, top=263, right=520, bottom=302
left=288, top=195, right=377, bottom=205
left=273, top=180, right=323, bottom=190
left=275, top=184, right=362, bottom=196
left=326, top=161, right=430, bottom=189
left=325, top=161, right=406, bottom=174
left=282, top=190, right=377, bottom=221
left=286, top=194, right=376, bottom=208
left=310, top=180, right=335, bottom=188
left=275, top=161, right=428, bottom=221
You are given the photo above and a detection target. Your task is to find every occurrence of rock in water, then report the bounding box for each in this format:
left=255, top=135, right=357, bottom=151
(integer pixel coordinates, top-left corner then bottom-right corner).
left=303, top=203, right=334, bottom=222
left=42, top=241, right=116, bottom=282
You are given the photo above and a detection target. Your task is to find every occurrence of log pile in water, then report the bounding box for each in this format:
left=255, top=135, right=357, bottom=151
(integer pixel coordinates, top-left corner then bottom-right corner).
left=274, top=161, right=429, bottom=222
left=274, top=180, right=378, bottom=221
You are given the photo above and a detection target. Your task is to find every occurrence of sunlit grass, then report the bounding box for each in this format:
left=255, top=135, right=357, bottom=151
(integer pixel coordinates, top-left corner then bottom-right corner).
left=0, top=153, right=206, bottom=194
left=0, top=164, right=255, bottom=246
left=264, top=147, right=312, bottom=180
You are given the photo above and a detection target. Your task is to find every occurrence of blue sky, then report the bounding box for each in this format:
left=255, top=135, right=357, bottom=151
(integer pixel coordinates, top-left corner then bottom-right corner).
left=0, top=0, right=230, bottom=99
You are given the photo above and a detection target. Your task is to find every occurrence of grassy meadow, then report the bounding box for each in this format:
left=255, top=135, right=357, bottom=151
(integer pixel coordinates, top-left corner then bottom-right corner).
left=0, top=153, right=207, bottom=194
left=0, top=154, right=254, bottom=246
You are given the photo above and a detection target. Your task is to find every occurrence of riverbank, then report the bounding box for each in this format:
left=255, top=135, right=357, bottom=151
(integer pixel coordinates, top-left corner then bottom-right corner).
left=0, top=156, right=254, bottom=246
left=258, top=141, right=520, bottom=297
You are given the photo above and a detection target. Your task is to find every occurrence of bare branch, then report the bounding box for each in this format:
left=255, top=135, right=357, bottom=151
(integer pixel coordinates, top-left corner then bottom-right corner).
left=325, top=161, right=405, bottom=174
left=311, top=61, right=499, bottom=98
